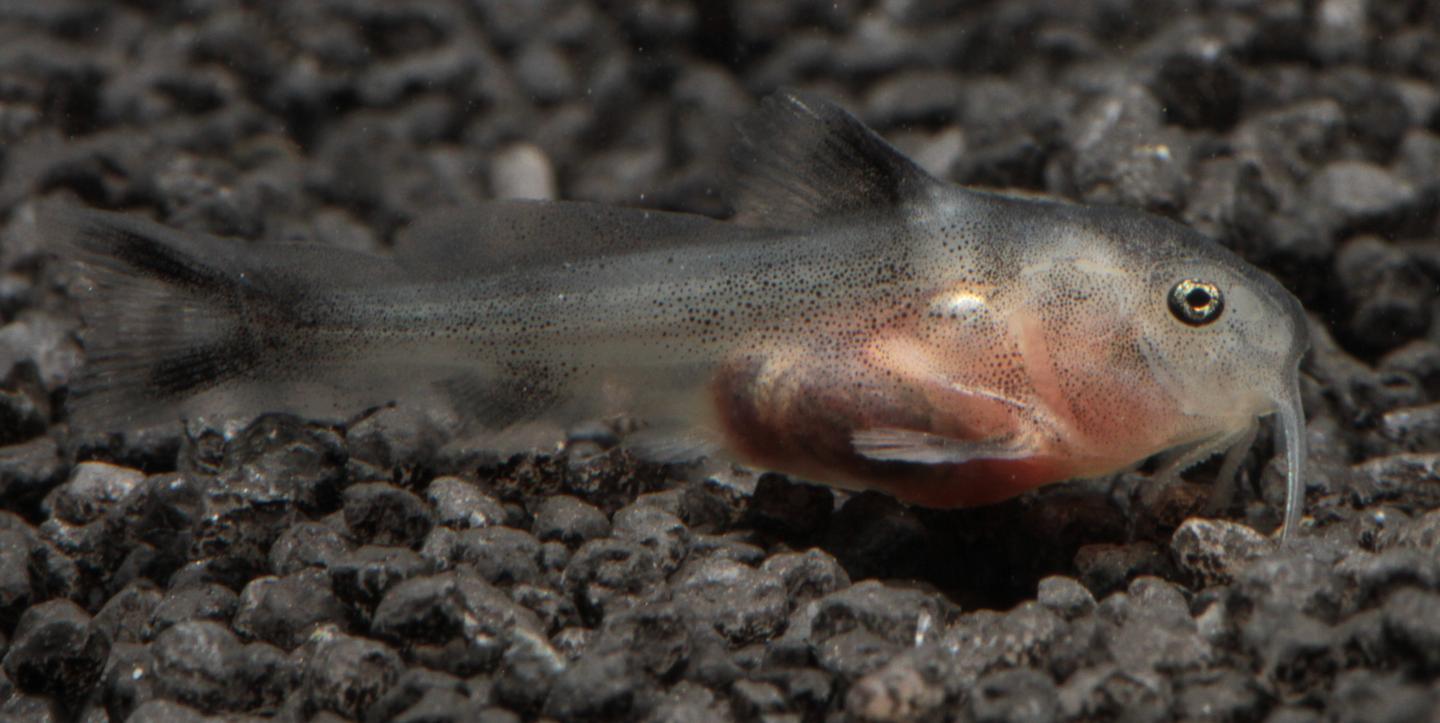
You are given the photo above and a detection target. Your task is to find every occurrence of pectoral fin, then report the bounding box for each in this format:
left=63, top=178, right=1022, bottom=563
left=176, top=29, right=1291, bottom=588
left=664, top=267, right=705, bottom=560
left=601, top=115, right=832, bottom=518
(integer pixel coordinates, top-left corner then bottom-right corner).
left=852, top=428, right=1033, bottom=465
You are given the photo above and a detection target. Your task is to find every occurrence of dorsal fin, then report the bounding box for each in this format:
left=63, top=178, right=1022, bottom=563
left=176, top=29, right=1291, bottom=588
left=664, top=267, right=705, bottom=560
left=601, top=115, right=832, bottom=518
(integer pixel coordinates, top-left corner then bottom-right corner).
left=394, top=200, right=770, bottom=280
left=730, top=90, right=941, bottom=229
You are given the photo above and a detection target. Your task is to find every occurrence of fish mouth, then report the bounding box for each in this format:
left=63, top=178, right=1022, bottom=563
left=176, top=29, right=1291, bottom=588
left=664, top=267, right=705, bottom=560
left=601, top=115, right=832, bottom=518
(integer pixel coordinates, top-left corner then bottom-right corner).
left=1273, top=371, right=1307, bottom=543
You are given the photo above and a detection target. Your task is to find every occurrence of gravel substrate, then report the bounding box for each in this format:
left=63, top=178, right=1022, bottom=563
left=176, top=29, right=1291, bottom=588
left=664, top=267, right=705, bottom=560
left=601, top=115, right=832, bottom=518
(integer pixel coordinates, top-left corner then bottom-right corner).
left=1, top=1, right=1439, bottom=721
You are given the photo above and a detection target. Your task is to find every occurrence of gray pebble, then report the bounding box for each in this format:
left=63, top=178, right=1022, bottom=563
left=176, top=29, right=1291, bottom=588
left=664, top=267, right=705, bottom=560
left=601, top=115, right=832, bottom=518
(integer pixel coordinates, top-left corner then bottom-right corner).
left=426, top=477, right=507, bottom=530
left=0, top=598, right=109, bottom=699
left=299, top=625, right=403, bottom=720
left=47, top=461, right=145, bottom=525
left=232, top=570, right=348, bottom=650
left=531, top=495, right=610, bottom=548
left=329, top=545, right=428, bottom=611
left=371, top=569, right=542, bottom=675
left=452, top=526, right=543, bottom=586
left=542, top=649, right=647, bottom=720
left=969, top=668, right=1060, bottom=723
left=489, top=143, right=556, bottom=201
left=149, top=620, right=244, bottom=712
left=268, top=520, right=352, bottom=576
left=1170, top=520, right=1272, bottom=587
left=1073, top=541, right=1173, bottom=598
left=1380, top=587, right=1440, bottom=673
left=149, top=583, right=238, bottom=639
left=811, top=580, right=946, bottom=648
left=613, top=503, right=690, bottom=575
left=344, top=482, right=434, bottom=549
left=92, top=581, right=162, bottom=644
left=672, top=557, right=787, bottom=645
left=1037, top=575, right=1097, bottom=621
left=562, top=538, right=664, bottom=623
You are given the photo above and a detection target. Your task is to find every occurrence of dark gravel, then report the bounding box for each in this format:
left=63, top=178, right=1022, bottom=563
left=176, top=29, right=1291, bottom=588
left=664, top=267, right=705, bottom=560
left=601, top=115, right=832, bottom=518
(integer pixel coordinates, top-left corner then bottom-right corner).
left=1, top=0, right=1439, bottom=720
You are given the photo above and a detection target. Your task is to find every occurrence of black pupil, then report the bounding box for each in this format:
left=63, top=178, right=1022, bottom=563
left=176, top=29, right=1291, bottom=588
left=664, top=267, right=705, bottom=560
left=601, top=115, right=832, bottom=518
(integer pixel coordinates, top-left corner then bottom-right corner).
left=1185, top=287, right=1212, bottom=309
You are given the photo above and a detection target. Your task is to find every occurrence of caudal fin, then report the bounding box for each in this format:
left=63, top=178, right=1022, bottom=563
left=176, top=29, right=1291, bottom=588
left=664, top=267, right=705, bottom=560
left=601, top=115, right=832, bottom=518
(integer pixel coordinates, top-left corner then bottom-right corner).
left=50, top=208, right=282, bottom=429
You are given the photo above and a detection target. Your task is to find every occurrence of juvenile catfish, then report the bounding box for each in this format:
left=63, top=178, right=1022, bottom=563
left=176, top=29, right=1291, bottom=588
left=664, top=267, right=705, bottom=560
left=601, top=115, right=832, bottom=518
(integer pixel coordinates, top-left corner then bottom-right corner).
left=56, top=91, right=1312, bottom=539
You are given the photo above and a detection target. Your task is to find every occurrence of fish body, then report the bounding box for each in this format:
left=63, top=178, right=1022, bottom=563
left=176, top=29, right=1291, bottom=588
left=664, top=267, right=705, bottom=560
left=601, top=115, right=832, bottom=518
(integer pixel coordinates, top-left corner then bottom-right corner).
left=56, top=91, right=1312, bottom=537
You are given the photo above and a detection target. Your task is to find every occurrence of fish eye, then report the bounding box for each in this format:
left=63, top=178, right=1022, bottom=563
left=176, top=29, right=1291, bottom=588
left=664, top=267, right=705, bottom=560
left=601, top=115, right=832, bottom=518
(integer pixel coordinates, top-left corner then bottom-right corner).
left=1168, top=279, right=1224, bottom=326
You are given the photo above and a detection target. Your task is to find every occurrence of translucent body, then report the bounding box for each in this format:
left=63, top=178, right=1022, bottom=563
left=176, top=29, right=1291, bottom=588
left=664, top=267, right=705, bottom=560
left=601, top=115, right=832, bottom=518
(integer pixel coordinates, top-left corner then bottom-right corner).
left=59, top=92, right=1312, bottom=538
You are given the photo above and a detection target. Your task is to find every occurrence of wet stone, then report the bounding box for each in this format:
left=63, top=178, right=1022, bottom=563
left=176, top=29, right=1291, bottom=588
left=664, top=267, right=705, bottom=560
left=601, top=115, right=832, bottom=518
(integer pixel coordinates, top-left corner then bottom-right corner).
left=1337, top=547, right=1440, bottom=605
left=1232, top=549, right=1348, bottom=622
left=1243, top=611, right=1338, bottom=698
left=232, top=570, right=348, bottom=650
left=343, top=482, right=434, bottom=549
left=1380, top=341, right=1440, bottom=400
left=451, top=526, right=543, bottom=586
left=672, top=557, right=788, bottom=645
left=1307, top=163, right=1422, bottom=246
left=686, top=532, right=765, bottom=567
left=149, top=583, right=238, bottom=639
left=345, top=404, right=441, bottom=472
left=1380, top=587, right=1440, bottom=674
left=811, top=580, right=946, bottom=647
left=562, top=538, right=665, bottom=624
left=846, top=646, right=951, bottom=721
left=490, top=142, right=558, bottom=201
left=816, top=629, right=902, bottom=680
left=367, top=668, right=472, bottom=723
left=0, top=527, right=33, bottom=625
left=92, top=581, right=162, bottom=644
left=945, top=604, right=1070, bottom=681
left=1335, top=237, right=1434, bottom=353
left=542, top=649, right=648, bottom=721
left=1147, top=34, right=1242, bottom=130
left=299, top=626, right=403, bottom=720
left=969, top=668, right=1061, bottom=723
left=1170, top=519, right=1273, bottom=587
left=149, top=620, right=244, bottom=712
left=1108, top=601, right=1212, bottom=673
left=0, top=382, right=46, bottom=447
left=48, top=461, right=145, bottom=525
left=100, top=641, right=157, bottom=721
left=126, top=699, right=207, bottom=723
left=1376, top=403, right=1440, bottom=455
left=0, top=598, right=109, bottom=699
left=1173, top=670, right=1272, bottom=722
left=531, top=494, right=610, bottom=547
left=730, top=678, right=788, bottom=718
left=1037, top=575, right=1097, bottom=621
left=235, top=639, right=298, bottom=714
left=1327, top=670, right=1435, bottom=723
left=371, top=569, right=542, bottom=676
left=329, top=545, right=428, bottom=612
left=1349, top=455, right=1440, bottom=508
left=862, top=69, right=965, bottom=127
left=0, top=437, right=67, bottom=507
left=590, top=601, right=692, bottom=680
left=268, top=519, right=351, bottom=576
left=1072, top=541, right=1167, bottom=597
left=492, top=626, right=568, bottom=713
left=218, top=413, right=347, bottom=516
left=511, top=582, right=578, bottom=634
left=1057, top=665, right=1173, bottom=721
left=1068, top=84, right=1187, bottom=213
left=612, top=503, right=690, bottom=574
left=427, top=476, right=507, bottom=530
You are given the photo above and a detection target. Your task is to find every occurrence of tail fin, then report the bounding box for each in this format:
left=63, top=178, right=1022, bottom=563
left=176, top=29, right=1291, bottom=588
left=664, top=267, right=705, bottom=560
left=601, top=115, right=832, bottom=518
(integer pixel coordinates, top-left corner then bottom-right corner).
left=50, top=208, right=282, bottom=428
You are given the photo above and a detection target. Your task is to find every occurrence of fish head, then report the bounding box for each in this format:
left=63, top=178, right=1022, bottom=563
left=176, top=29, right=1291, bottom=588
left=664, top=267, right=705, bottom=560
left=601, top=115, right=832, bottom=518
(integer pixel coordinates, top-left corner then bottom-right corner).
left=1117, top=212, right=1311, bottom=539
